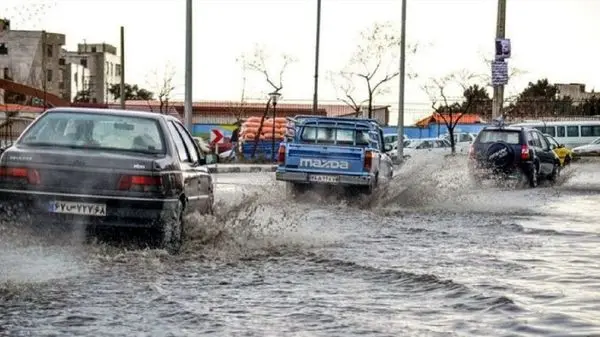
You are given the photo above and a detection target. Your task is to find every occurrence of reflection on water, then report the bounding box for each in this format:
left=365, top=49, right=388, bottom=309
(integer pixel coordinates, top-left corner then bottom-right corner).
left=1, top=159, right=600, bottom=336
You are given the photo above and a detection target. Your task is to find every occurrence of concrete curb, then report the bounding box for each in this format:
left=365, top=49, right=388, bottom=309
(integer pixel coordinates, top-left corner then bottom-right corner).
left=207, top=164, right=278, bottom=174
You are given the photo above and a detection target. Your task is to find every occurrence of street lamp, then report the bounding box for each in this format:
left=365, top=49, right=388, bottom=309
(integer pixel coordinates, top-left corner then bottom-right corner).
left=268, top=91, right=282, bottom=162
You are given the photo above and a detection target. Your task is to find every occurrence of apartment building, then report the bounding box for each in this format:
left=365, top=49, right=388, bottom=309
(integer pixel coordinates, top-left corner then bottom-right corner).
left=59, top=51, right=90, bottom=102
left=0, top=19, right=66, bottom=103
left=64, top=43, right=121, bottom=103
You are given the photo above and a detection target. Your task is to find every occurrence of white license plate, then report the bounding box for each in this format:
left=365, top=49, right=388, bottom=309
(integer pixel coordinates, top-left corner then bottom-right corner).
left=48, top=201, right=107, bottom=217
left=309, top=175, right=339, bottom=184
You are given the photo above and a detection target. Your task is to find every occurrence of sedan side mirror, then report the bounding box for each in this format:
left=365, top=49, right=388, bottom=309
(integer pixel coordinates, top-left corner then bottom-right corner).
left=384, top=143, right=393, bottom=152
left=198, top=156, right=207, bottom=166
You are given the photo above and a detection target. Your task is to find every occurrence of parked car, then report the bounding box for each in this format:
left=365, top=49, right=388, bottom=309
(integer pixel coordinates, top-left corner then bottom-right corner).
left=276, top=115, right=393, bottom=195
left=439, top=132, right=477, bottom=153
left=468, top=125, right=560, bottom=187
left=387, top=139, right=414, bottom=161
left=0, top=107, right=214, bottom=254
left=401, top=138, right=452, bottom=159
left=543, top=133, right=574, bottom=166
left=572, top=137, right=600, bottom=157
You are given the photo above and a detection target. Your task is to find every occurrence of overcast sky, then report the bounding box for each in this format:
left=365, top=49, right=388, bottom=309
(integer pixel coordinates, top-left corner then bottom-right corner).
left=4, top=0, right=600, bottom=123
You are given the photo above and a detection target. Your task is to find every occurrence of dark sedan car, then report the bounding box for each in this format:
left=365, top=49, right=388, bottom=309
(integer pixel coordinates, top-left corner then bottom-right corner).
left=0, top=107, right=214, bottom=254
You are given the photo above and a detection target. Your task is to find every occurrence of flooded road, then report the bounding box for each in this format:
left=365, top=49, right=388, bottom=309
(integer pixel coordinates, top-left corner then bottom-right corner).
left=2, top=158, right=600, bottom=336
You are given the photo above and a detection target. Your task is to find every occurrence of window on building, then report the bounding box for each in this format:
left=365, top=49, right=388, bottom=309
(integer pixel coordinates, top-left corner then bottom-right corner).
left=58, top=58, right=65, bottom=66
left=0, top=43, right=7, bottom=55
left=91, top=46, right=97, bottom=53
left=46, top=69, right=53, bottom=82
left=46, top=44, right=53, bottom=58
left=105, top=62, right=109, bottom=74
left=3, top=67, right=9, bottom=79
left=115, top=64, right=121, bottom=76
left=80, top=58, right=88, bottom=67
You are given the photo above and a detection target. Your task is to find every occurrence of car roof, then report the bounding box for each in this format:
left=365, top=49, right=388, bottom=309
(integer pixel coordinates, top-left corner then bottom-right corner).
left=415, top=138, right=445, bottom=141
left=44, top=107, right=174, bottom=121
left=481, top=126, right=527, bottom=132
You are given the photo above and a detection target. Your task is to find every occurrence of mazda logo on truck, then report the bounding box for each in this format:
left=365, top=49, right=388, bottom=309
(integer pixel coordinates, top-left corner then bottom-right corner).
left=299, top=158, right=350, bottom=169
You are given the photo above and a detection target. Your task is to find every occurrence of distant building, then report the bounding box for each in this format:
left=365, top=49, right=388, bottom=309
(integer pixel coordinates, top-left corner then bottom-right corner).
left=556, top=83, right=598, bottom=105
left=59, top=52, right=90, bottom=102
left=336, top=105, right=391, bottom=125
left=64, top=43, right=121, bottom=104
left=0, top=20, right=66, bottom=104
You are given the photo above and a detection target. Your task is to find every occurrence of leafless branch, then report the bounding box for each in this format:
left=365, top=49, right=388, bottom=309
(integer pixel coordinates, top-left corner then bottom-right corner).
left=330, top=21, right=419, bottom=119
left=146, top=63, right=176, bottom=114
left=241, top=44, right=297, bottom=94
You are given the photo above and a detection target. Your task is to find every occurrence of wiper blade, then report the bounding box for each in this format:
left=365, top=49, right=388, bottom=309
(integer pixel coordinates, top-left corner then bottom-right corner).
left=20, top=142, right=80, bottom=149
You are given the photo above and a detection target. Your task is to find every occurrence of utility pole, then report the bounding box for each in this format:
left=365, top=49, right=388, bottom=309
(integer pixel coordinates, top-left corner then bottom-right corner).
left=184, top=0, right=193, bottom=131
left=312, top=0, right=322, bottom=115
left=491, top=0, right=507, bottom=119
left=395, top=0, right=407, bottom=165
left=42, top=30, right=47, bottom=110
left=119, top=26, right=125, bottom=110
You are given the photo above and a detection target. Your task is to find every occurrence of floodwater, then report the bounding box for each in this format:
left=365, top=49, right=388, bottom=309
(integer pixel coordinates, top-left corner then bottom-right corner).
left=1, top=157, right=600, bottom=337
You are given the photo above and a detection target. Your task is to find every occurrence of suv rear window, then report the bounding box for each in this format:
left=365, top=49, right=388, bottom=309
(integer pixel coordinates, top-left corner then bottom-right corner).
left=477, top=130, right=520, bottom=144
left=301, top=126, right=370, bottom=145
left=19, top=111, right=165, bottom=154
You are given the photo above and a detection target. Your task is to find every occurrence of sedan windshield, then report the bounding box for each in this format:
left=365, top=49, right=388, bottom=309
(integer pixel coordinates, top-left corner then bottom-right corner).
left=19, top=111, right=165, bottom=154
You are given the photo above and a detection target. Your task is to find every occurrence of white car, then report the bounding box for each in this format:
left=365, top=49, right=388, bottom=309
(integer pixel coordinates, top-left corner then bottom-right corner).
left=389, top=138, right=452, bottom=159
left=439, top=132, right=477, bottom=153
left=572, top=137, right=600, bottom=156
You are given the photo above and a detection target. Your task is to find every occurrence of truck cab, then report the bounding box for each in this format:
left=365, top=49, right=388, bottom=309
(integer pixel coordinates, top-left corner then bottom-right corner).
left=275, top=115, right=393, bottom=195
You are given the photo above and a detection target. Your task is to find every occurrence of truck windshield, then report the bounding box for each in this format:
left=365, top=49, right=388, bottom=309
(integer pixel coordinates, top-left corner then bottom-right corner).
left=301, top=126, right=370, bottom=145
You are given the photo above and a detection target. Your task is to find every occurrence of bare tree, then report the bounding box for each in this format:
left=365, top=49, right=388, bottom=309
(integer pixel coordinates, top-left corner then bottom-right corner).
left=228, top=59, right=249, bottom=124
left=331, top=21, right=418, bottom=118
left=238, top=44, right=297, bottom=158
left=146, top=63, right=176, bottom=114
left=421, top=70, right=479, bottom=154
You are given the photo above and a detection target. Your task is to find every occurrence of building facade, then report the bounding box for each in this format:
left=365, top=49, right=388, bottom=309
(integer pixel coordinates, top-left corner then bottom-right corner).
left=0, top=19, right=66, bottom=104
left=556, top=83, right=599, bottom=105
left=60, top=59, right=90, bottom=102
left=64, top=43, right=121, bottom=104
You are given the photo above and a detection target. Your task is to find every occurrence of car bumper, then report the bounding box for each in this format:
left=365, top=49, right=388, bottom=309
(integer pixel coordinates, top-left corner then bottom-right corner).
left=275, top=171, right=372, bottom=186
left=468, top=162, right=534, bottom=179
left=0, top=189, right=179, bottom=229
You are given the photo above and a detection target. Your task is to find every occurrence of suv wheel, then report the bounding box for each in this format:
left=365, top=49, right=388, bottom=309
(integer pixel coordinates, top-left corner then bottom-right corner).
left=549, top=162, right=560, bottom=183
left=528, top=165, right=539, bottom=188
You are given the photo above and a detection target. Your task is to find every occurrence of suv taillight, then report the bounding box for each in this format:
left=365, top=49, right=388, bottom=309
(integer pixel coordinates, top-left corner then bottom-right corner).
left=521, top=144, right=530, bottom=160
left=277, top=144, right=286, bottom=164
left=364, top=151, right=373, bottom=171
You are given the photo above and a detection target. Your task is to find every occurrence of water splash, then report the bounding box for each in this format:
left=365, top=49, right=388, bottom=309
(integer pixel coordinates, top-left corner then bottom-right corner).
left=368, top=154, right=579, bottom=215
